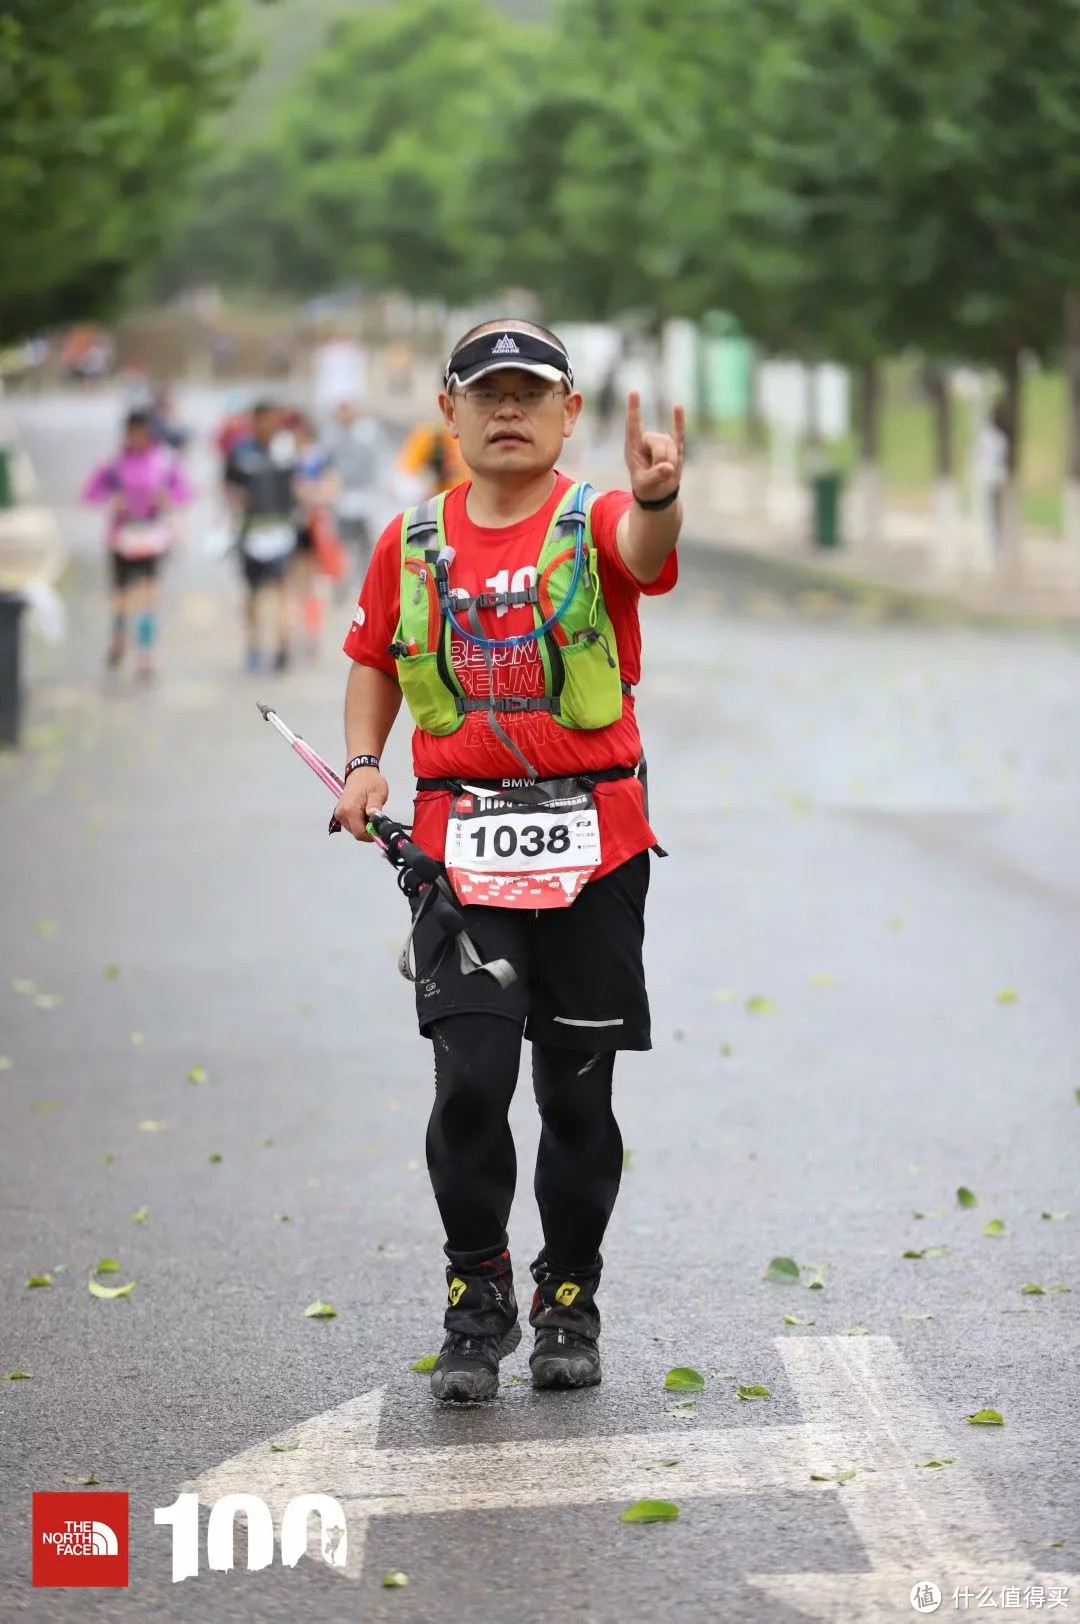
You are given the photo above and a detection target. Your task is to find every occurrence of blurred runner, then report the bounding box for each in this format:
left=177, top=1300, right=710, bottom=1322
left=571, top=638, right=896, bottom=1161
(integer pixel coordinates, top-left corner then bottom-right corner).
left=322, top=398, right=391, bottom=573
left=146, top=386, right=190, bottom=453
left=291, top=415, right=341, bottom=658
left=395, top=421, right=467, bottom=503
left=82, top=409, right=192, bottom=679
left=223, top=401, right=297, bottom=673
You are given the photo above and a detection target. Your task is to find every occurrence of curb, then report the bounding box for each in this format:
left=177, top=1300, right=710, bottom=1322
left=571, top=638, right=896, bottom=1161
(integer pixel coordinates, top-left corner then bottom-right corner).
left=680, top=533, right=1080, bottom=634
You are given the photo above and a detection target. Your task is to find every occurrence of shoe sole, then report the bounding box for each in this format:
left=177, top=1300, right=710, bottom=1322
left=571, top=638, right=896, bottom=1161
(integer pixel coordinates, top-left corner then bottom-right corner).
left=431, top=1320, right=522, bottom=1404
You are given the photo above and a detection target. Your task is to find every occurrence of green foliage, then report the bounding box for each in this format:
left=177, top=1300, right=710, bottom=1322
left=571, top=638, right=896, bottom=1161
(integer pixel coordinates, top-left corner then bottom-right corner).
left=0, top=0, right=251, bottom=338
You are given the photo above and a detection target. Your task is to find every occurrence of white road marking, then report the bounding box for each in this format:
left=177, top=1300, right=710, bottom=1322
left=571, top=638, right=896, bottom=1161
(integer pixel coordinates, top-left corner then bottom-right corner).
left=183, top=1336, right=1076, bottom=1612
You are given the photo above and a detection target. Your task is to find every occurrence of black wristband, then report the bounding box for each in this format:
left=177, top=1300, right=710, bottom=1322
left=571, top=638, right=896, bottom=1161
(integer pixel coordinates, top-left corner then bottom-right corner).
left=344, top=754, right=380, bottom=781
left=633, top=484, right=680, bottom=511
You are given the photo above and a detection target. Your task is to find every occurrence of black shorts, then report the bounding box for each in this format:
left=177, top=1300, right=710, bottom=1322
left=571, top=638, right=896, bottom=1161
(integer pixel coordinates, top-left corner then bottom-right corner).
left=241, top=553, right=290, bottom=591
left=294, top=524, right=315, bottom=555
left=411, top=851, right=652, bottom=1051
left=110, top=554, right=161, bottom=591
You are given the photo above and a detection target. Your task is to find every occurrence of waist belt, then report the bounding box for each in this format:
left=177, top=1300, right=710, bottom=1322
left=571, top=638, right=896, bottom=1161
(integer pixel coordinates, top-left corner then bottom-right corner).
left=416, top=765, right=639, bottom=793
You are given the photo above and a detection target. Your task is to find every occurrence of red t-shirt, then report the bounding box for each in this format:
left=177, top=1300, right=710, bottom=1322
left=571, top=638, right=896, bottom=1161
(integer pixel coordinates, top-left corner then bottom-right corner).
left=342, top=472, right=678, bottom=878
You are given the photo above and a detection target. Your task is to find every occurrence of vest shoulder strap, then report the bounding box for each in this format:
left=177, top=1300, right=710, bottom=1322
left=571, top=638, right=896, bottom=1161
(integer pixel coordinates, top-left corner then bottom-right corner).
left=401, top=492, right=446, bottom=559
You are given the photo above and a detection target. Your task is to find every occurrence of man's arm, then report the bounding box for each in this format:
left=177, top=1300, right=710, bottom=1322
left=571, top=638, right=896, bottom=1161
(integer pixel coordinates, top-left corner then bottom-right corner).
left=333, top=662, right=402, bottom=840
left=615, top=391, right=685, bottom=585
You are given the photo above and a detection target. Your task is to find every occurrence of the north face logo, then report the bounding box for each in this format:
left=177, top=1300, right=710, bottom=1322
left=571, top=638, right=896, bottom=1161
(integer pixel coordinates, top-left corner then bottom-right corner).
left=491, top=333, right=520, bottom=354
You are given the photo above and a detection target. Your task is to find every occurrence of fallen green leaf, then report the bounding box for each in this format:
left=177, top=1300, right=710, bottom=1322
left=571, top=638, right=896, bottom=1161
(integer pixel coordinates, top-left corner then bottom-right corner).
left=925, top=1246, right=949, bottom=1259
left=916, top=1458, right=954, bottom=1469
left=208, top=1153, right=222, bottom=1163
left=810, top=1468, right=856, bottom=1483
left=129, top=1031, right=144, bottom=1046
left=381, top=1571, right=409, bottom=1587
left=1048, top=1283, right=1071, bottom=1293
left=995, top=988, right=1018, bottom=1005
left=809, top=971, right=835, bottom=987
left=956, top=1187, right=978, bottom=1208
left=8, top=1371, right=32, bottom=1379
left=903, top=1249, right=927, bottom=1259
left=33, top=1100, right=59, bottom=1114
left=103, top=964, right=120, bottom=980
left=35, top=919, right=57, bottom=940
left=844, top=1325, right=869, bottom=1336
left=94, top=1258, right=121, bottom=1274
left=410, top=1355, right=438, bottom=1373
left=277, top=1213, right=291, bottom=1222
left=737, top=1384, right=770, bottom=1400
left=88, top=1278, right=135, bottom=1299
left=1020, top=1284, right=1046, bottom=1295
left=188, top=1066, right=209, bottom=1085
left=664, top=1367, right=705, bottom=1392
left=719, top=1043, right=734, bottom=1057
left=763, top=1256, right=800, bottom=1283
left=887, top=915, right=904, bottom=932
left=665, top=1399, right=696, bottom=1416
left=620, top=1499, right=680, bottom=1524
left=35, top=993, right=61, bottom=1009
left=782, top=1314, right=815, bottom=1326
left=0, top=1055, right=13, bottom=1071
left=63, top=1473, right=100, bottom=1485
left=138, top=1120, right=166, bottom=1132
left=12, top=978, right=36, bottom=996
left=270, top=1443, right=299, bottom=1453
left=1074, top=1087, right=1080, bottom=1106
left=982, top=1219, right=1006, bottom=1237
left=745, top=995, right=774, bottom=1015
left=1033, top=1540, right=1067, bottom=1550
left=913, top=1207, right=947, bottom=1220
left=103, top=1152, right=115, bottom=1165
left=900, top=1311, right=935, bottom=1320
left=129, top=1207, right=149, bottom=1224
left=806, top=1270, right=826, bottom=1290
left=304, top=1300, right=336, bottom=1319
left=622, top=1148, right=634, bottom=1170
left=966, top=1408, right=1004, bottom=1426
left=26, top=1274, right=53, bottom=1288
left=1042, top=1211, right=1069, bottom=1221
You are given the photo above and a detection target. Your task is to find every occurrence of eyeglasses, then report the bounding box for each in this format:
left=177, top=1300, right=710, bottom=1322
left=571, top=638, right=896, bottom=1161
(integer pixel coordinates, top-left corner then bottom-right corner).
left=458, top=384, right=567, bottom=411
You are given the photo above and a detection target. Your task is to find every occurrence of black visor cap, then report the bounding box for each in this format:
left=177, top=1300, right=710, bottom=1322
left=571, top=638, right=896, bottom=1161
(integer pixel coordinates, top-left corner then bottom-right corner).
left=444, top=328, right=573, bottom=390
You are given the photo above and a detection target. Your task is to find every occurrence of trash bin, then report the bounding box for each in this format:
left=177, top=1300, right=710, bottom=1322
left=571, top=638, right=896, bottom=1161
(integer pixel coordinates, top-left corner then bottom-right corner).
left=0, top=591, right=26, bottom=746
left=0, top=447, right=13, bottom=509
left=811, top=470, right=843, bottom=548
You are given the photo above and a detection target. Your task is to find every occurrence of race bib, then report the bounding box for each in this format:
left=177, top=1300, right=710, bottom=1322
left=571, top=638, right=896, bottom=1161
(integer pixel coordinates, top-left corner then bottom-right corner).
left=445, top=778, right=601, bottom=910
left=114, top=521, right=171, bottom=560
left=243, top=521, right=295, bottom=562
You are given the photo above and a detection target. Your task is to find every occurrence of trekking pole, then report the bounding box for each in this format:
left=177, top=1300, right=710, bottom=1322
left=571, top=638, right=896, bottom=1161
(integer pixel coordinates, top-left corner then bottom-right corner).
left=256, top=702, right=515, bottom=986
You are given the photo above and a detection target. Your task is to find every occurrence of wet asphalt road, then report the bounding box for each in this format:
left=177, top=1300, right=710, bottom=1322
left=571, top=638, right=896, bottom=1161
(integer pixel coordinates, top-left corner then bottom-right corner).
left=2, top=388, right=1079, bottom=1622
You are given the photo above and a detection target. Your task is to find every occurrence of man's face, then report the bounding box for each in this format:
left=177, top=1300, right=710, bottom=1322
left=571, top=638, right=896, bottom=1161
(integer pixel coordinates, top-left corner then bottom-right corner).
left=252, top=408, right=279, bottom=446
left=440, top=368, right=582, bottom=478
left=333, top=400, right=358, bottom=428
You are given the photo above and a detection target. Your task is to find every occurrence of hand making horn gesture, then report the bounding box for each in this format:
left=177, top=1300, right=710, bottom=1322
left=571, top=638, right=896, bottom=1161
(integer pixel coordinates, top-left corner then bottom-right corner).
left=624, top=390, right=685, bottom=506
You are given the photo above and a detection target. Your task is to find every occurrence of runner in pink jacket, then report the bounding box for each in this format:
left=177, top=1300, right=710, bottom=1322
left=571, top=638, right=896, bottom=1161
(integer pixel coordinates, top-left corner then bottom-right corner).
left=82, top=409, right=192, bottom=679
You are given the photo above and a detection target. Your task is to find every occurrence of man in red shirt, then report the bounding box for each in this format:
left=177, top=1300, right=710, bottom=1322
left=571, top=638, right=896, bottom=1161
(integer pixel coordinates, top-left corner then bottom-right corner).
left=335, top=319, right=683, bottom=1403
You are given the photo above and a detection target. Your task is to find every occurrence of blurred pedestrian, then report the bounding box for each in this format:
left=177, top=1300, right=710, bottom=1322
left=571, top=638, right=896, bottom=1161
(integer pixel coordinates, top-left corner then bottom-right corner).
left=223, top=401, right=298, bottom=673
left=290, top=415, right=341, bottom=658
left=321, top=398, right=392, bottom=574
left=82, top=409, right=191, bottom=680
left=976, top=400, right=1010, bottom=556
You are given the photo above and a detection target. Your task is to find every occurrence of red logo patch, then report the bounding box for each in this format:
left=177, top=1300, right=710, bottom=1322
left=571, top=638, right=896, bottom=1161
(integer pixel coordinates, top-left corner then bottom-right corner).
left=32, top=1492, right=129, bottom=1587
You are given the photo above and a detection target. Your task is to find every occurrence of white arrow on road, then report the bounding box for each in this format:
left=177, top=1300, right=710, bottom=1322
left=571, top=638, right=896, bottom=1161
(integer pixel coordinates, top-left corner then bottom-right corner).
left=183, top=1337, right=1078, bottom=1615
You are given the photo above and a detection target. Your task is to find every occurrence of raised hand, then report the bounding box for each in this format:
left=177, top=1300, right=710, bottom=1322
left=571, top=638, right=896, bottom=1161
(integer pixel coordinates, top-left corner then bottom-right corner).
left=624, top=391, right=685, bottom=503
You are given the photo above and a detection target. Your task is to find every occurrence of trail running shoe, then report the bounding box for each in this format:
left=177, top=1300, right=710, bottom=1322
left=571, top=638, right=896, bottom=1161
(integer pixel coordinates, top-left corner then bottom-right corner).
left=431, top=1251, right=520, bottom=1404
left=529, top=1253, right=602, bottom=1390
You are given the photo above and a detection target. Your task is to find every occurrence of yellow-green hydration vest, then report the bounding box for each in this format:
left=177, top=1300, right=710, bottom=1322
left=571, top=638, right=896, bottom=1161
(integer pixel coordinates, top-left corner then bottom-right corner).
left=389, top=482, right=626, bottom=737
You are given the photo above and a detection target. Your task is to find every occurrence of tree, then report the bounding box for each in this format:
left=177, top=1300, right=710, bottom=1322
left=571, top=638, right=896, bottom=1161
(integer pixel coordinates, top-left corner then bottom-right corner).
left=0, top=0, right=252, bottom=339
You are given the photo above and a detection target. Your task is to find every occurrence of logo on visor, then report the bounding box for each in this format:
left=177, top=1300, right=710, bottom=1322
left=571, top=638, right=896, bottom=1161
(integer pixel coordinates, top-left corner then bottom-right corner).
left=491, top=333, right=520, bottom=354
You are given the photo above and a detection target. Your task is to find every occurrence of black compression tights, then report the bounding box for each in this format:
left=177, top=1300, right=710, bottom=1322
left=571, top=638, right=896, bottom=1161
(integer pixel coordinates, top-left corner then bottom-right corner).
left=427, top=1014, right=622, bottom=1271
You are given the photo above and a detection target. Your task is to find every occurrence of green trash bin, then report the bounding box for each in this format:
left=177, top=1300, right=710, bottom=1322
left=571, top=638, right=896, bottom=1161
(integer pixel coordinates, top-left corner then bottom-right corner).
left=0, top=446, right=13, bottom=510
left=810, top=470, right=843, bottom=548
